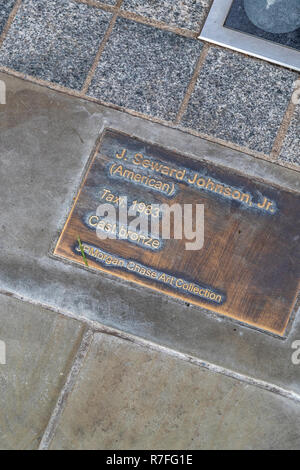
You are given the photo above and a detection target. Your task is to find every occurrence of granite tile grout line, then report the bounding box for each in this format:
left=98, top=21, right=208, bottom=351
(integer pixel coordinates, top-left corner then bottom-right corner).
left=185, top=41, right=300, bottom=166
left=270, top=73, right=300, bottom=160
left=0, top=0, right=22, bottom=50
left=76, top=0, right=201, bottom=38
left=1, top=65, right=300, bottom=173
left=116, top=9, right=197, bottom=39
left=175, top=43, right=210, bottom=124
left=73, top=0, right=117, bottom=13
left=1, top=288, right=300, bottom=409
left=77, top=0, right=209, bottom=100
left=38, top=328, right=94, bottom=450
left=116, top=0, right=216, bottom=38
left=80, top=0, right=124, bottom=95
left=0, top=2, right=298, bottom=169
left=70, top=4, right=300, bottom=167
left=188, top=41, right=300, bottom=165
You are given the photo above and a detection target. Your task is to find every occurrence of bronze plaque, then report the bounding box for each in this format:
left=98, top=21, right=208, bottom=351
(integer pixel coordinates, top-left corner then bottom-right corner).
left=54, top=129, right=300, bottom=336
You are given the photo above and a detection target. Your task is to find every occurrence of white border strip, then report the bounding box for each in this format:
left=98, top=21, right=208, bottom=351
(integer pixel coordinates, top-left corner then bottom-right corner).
left=199, top=0, right=300, bottom=72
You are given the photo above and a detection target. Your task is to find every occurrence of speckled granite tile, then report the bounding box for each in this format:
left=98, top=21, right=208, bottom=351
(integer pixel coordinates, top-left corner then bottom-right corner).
left=0, top=0, right=16, bottom=35
left=279, top=106, right=300, bottom=166
left=121, top=0, right=211, bottom=32
left=181, top=48, right=297, bottom=154
left=87, top=18, right=203, bottom=120
left=0, top=0, right=112, bottom=90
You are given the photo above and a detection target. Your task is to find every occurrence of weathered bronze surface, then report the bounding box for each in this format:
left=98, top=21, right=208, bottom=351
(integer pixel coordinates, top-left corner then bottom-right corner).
left=54, top=129, right=300, bottom=336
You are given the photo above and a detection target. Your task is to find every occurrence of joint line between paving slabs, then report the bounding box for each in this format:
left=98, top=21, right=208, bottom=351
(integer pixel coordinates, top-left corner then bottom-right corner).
left=117, top=9, right=196, bottom=39
left=81, top=0, right=124, bottom=95
left=1, top=288, right=300, bottom=406
left=175, top=43, right=210, bottom=125
left=270, top=73, right=300, bottom=160
left=0, top=0, right=23, bottom=50
left=38, top=328, right=94, bottom=450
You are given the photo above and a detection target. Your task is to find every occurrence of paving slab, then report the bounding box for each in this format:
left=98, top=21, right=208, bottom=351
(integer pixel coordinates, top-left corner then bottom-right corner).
left=0, top=293, right=85, bottom=450
left=121, top=0, right=211, bottom=32
left=87, top=17, right=203, bottom=120
left=0, top=0, right=112, bottom=90
left=0, top=72, right=299, bottom=401
left=49, top=333, right=300, bottom=450
left=180, top=47, right=297, bottom=154
left=279, top=105, right=300, bottom=166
